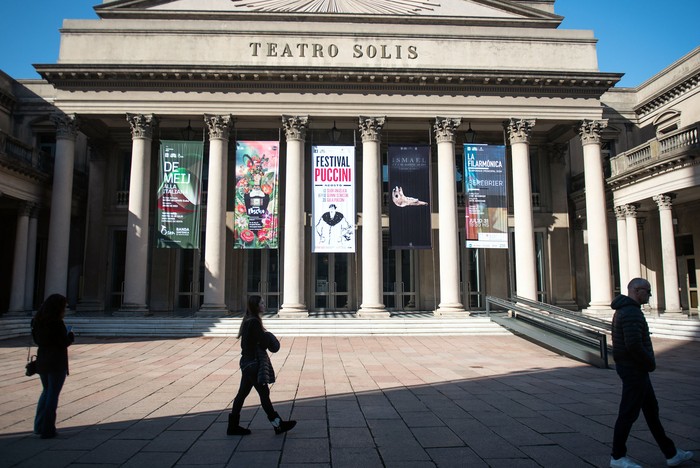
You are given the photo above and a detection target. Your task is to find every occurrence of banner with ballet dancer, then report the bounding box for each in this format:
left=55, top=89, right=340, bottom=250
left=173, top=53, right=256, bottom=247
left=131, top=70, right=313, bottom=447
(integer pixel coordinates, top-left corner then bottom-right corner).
left=388, top=145, right=432, bottom=249
left=156, top=140, right=204, bottom=249
left=312, top=145, right=356, bottom=253
left=464, top=144, right=508, bottom=249
left=233, top=141, right=280, bottom=249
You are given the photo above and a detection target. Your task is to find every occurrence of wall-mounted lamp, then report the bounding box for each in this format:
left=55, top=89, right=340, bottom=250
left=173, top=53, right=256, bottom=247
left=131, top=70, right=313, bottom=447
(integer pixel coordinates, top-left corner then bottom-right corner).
left=329, top=121, right=342, bottom=143
left=181, top=120, right=195, bottom=141
left=464, top=122, right=477, bottom=143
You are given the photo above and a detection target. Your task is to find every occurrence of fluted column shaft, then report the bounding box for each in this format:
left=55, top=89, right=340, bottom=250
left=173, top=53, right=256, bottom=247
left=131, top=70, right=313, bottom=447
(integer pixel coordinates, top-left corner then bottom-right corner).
left=506, top=118, right=538, bottom=300
left=358, top=116, right=388, bottom=317
left=654, top=194, right=681, bottom=313
left=580, top=120, right=612, bottom=309
left=279, top=115, right=309, bottom=317
left=434, top=117, right=465, bottom=314
left=614, top=206, right=629, bottom=292
left=44, top=114, right=78, bottom=297
left=120, top=114, right=156, bottom=314
left=9, top=203, right=32, bottom=312
left=624, top=204, right=642, bottom=280
left=200, top=115, right=233, bottom=315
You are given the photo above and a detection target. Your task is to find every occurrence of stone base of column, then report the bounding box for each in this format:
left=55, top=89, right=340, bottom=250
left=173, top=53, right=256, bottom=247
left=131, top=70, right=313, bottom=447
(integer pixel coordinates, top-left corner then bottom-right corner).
left=4, top=310, right=31, bottom=317
left=196, top=304, right=230, bottom=317
left=582, top=304, right=613, bottom=319
left=278, top=305, right=309, bottom=318
left=114, top=304, right=151, bottom=317
left=434, top=303, right=466, bottom=316
left=661, top=308, right=685, bottom=318
left=357, top=306, right=390, bottom=318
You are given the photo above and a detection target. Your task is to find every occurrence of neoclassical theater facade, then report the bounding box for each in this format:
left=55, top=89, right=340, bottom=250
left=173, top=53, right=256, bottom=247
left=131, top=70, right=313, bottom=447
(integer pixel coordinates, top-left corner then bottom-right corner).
left=1, top=0, right=699, bottom=317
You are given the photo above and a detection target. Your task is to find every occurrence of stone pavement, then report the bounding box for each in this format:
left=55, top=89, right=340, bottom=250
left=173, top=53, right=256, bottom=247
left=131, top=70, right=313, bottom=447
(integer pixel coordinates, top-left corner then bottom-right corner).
left=0, top=335, right=698, bottom=468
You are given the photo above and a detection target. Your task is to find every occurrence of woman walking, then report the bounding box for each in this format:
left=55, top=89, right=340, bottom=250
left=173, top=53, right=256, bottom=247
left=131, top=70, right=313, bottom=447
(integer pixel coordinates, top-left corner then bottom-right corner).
left=32, top=294, right=74, bottom=439
left=227, top=295, right=296, bottom=436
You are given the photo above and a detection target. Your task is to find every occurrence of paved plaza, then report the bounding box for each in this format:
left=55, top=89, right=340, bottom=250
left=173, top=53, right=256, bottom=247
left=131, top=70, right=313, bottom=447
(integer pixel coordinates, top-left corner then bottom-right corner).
left=1, top=334, right=698, bottom=467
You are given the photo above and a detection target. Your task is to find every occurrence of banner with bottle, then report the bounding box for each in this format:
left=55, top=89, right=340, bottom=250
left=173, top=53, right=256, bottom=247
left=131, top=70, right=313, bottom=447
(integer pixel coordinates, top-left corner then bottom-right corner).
left=312, top=145, right=356, bottom=253
left=388, top=145, right=432, bottom=249
left=156, top=140, right=204, bottom=248
left=233, top=141, right=280, bottom=249
left=464, top=144, right=508, bottom=249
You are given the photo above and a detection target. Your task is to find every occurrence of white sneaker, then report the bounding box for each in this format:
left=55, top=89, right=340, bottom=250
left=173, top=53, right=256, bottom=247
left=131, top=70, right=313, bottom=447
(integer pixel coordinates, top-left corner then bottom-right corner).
left=610, top=456, right=642, bottom=468
left=667, top=449, right=693, bottom=467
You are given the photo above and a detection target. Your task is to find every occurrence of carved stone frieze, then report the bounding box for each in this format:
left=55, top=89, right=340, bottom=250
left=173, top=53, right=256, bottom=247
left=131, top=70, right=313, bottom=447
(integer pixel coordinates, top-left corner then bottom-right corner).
left=504, top=118, right=536, bottom=145
left=282, top=115, right=309, bottom=141
left=204, top=114, right=234, bottom=140
left=51, top=113, right=79, bottom=140
left=433, top=117, right=461, bottom=144
left=358, top=116, right=386, bottom=142
left=126, top=113, right=157, bottom=139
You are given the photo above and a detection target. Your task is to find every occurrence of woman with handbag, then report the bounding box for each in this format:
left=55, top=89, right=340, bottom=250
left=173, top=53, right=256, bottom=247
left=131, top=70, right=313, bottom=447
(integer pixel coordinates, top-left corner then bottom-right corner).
left=227, top=295, right=296, bottom=436
left=31, top=294, right=74, bottom=439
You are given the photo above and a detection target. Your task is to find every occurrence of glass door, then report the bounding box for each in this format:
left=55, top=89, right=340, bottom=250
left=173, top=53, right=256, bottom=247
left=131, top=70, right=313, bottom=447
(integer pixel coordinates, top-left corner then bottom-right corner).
left=108, top=229, right=126, bottom=310
left=314, top=253, right=351, bottom=310
left=176, top=248, right=204, bottom=311
left=383, top=248, right=418, bottom=311
left=244, top=249, right=281, bottom=312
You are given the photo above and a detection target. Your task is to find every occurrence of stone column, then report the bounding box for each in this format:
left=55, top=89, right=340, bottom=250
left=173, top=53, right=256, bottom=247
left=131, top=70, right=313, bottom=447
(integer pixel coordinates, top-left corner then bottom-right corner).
left=358, top=116, right=389, bottom=318
left=624, top=204, right=642, bottom=280
left=44, top=113, right=78, bottom=298
left=77, top=146, right=107, bottom=312
left=614, top=206, right=629, bottom=292
left=506, top=118, right=538, bottom=301
left=117, top=113, right=156, bottom=316
left=25, top=205, right=39, bottom=311
left=653, top=194, right=682, bottom=313
left=199, top=114, right=233, bottom=317
left=579, top=120, right=612, bottom=311
left=434, top=117, right=465, bottom=315
left=9, top=202, right=32, bottom=313
left=279, top=115, right=309, bottom=317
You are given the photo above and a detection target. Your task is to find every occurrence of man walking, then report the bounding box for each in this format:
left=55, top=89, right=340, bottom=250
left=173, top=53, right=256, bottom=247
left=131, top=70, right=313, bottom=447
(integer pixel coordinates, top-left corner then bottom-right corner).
left=610, top=277, right=694, bottom=468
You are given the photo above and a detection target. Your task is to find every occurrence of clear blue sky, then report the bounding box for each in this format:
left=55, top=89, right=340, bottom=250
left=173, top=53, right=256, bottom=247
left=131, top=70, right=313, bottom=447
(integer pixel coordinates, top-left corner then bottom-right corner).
left=1, top=0, right=698, bottom=87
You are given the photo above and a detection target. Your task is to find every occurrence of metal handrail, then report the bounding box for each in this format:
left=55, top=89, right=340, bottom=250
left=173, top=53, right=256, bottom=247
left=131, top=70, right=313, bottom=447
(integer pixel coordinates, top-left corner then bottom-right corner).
left=512, top=295, right=612, bottom=332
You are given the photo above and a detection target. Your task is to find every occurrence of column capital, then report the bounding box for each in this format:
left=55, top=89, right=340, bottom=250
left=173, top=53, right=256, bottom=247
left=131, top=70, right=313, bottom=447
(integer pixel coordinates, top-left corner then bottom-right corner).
left=126, top=113, right=157, bottom=139
left=50, top=113, right=79, bottom=141
left=623, top=203, right=639, bottom=218
left=578, top=119, right=608, bottom=146
left=614, top=205, right=627, bottom=220
left=204, top=114, right=233, bottom=140
left=433, top=117, right=462, bottom=144
left=653, top=193, right=675, bottom=210
left=18, top=201, right=36, bottom=217
left=546, top=143, right=567, bottom=165
left=504, top=118, right=536, bottom=145
left=282, top=115, right=309, bottom=141
left=358, top=116, right=386, bottom=142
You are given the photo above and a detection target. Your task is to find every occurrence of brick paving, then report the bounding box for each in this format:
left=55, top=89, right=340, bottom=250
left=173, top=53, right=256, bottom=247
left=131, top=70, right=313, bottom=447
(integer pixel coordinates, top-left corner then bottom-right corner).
left=0, top=335, right=698, bottom=467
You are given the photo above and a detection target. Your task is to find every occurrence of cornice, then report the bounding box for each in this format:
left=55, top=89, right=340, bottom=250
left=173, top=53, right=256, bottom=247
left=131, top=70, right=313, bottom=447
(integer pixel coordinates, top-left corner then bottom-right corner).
left=635, top=71, right=700, bottom=117
left=36, top=65, right=621, bottom=98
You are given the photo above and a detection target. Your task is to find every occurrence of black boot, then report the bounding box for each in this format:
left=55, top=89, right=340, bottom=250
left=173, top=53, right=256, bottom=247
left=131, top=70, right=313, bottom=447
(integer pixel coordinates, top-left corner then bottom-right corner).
left=227, top=414, right=251, bottom=436
left=270, top=413, right=297, bottom=435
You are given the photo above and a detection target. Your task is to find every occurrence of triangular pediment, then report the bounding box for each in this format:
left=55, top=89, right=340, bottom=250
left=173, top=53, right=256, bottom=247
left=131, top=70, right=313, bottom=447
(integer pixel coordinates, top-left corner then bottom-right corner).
left=97, top=0, right=561, bottom=25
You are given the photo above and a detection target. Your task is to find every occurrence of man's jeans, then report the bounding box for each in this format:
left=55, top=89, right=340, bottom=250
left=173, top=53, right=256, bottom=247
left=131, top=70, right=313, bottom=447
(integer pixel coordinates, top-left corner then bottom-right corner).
left=612, top=365, right=676, bottom=459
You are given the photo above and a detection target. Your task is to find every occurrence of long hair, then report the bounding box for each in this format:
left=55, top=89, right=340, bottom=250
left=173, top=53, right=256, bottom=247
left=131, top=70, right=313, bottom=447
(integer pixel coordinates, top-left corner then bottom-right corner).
left=33, top=294, right=67, bottom=326
left=237, top=295, right=263, bottom=339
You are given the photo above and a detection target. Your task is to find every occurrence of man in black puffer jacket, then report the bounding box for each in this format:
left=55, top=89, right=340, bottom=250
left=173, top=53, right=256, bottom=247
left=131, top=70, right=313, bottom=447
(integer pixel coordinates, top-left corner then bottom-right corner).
left=609, top=278, right=693, bottom=468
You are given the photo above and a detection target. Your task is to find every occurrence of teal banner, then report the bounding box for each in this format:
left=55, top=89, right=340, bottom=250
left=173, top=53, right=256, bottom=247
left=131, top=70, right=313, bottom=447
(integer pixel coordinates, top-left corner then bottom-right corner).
left=156, top=140, right=204, bottom=249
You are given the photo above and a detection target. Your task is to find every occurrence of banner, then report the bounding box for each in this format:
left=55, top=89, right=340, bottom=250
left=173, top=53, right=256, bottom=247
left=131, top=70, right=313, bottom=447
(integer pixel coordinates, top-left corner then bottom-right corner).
left=388, top=145, right=432, bottom=249
left=464, top=144, right=508, bottom=249
left=233, top=141, right=280, bottom=249
left=312, top=145, right=355, bottom=253
left=156, top=140, right=204, bottom=249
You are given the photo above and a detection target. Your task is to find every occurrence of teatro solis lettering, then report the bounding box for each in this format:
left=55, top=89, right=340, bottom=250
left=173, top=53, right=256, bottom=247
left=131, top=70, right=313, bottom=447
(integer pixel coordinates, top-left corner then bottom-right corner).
left=249, top=42, right=417, bottom=60
left=314, top=154, right=352, bottom=182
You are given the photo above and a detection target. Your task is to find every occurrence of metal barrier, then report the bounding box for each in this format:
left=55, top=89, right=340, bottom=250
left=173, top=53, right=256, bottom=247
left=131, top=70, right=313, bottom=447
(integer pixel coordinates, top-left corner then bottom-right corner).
left=486, top=296, right=609, bottom=368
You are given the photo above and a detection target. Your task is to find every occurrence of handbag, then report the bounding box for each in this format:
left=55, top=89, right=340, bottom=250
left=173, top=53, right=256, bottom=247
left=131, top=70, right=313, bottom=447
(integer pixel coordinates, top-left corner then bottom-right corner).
left=25, top=348, right=37, bottom=376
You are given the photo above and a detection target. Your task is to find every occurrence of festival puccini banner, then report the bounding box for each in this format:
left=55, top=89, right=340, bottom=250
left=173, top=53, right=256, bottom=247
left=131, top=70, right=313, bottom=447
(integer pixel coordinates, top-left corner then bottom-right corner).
left=156, top=140, right=204, bottom=249
left=233, top=141, right=280, bottom=249
left=312, top=145, right=355, bottom=253
left=464, top=144, right=508, bottom=249
left=388, top=145, right=432, bottom=249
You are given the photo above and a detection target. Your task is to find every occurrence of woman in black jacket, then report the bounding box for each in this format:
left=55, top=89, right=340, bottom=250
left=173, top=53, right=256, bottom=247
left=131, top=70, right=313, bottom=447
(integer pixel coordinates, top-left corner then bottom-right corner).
left=227, top=295, right=296, bottom=436
left=31, top=294, right=74, bottom=439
